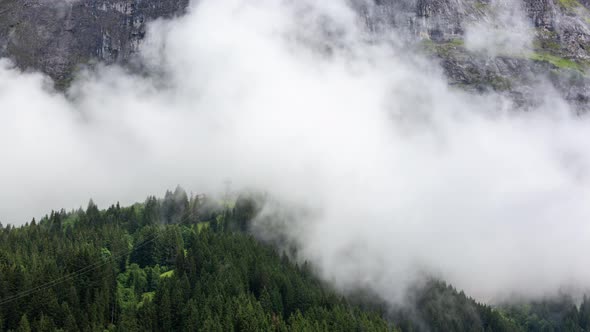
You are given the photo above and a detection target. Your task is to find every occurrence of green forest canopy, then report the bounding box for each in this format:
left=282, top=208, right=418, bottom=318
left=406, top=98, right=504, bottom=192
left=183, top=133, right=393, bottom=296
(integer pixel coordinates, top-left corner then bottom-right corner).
left=0, top=187, right=588, bottom=332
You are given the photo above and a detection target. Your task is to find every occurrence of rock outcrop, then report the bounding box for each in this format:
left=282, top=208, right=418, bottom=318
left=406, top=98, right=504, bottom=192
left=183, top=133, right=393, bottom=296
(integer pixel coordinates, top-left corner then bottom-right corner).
left=360, top=0, right=590, bottom=110
left=1, top=0, right=589, bottom=110
left=0, top=0, right=187, bottom=87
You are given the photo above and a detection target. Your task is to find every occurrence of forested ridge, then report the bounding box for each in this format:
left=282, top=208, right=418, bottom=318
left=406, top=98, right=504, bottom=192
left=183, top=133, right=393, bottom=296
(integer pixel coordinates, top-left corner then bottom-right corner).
left=0, top=187, right=589, bottom=331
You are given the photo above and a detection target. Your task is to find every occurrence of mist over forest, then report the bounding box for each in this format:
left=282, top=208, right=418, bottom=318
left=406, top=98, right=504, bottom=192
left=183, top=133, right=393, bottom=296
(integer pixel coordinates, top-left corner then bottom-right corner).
left=2, top=0, right=590, bottom=331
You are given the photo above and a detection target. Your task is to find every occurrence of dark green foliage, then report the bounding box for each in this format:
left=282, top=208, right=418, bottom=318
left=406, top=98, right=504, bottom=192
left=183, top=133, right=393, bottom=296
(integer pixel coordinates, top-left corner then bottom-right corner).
left=393, top=280, right=520, bottom=332
left=0, top=189, right=394, bottom=331
left=2, top=188, right=590, bottom=331
left=388, top=280, right=590, bottom=332
left=230, top=193, right=264, bottom=232
left=499, top=294, right=590, bottom=332
left=161, top=186, right=189, bottom=224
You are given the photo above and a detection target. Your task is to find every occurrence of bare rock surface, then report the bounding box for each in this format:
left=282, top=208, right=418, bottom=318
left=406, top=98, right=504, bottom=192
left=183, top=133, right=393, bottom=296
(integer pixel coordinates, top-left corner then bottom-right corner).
left=1, top=0, right=589, bottom=110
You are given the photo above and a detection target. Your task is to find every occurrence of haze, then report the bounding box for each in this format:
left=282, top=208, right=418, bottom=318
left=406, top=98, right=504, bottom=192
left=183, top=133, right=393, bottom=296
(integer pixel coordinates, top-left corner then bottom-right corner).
left=1, top=0, right=590, bottom=305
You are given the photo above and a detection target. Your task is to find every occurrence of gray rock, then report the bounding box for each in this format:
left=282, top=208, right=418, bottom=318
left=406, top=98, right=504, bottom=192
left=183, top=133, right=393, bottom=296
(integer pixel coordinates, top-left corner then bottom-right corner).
left=0, top=0, right=187, bottom=88
left=363, top=0, right=590, bottom=110
left=1, top=0, right=590, bottom=110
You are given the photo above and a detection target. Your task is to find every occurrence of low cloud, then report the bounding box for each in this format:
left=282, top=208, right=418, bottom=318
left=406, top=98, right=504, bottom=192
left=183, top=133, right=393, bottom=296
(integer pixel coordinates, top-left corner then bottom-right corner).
left=464, top=0, right=533, bottom=56
left=1, top=0, right=590, bottom=305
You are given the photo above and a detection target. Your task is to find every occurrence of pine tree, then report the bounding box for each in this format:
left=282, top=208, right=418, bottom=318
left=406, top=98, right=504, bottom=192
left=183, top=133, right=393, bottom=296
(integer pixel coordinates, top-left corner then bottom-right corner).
left=16, top=314, right=31, bottom=332
left=183, top=300, right=200, bottom=331
left=260, top=287, right=274, bottom=314
left=159, top=287, right=173, bottom=331
left=62, top=305, right=78, bottom=332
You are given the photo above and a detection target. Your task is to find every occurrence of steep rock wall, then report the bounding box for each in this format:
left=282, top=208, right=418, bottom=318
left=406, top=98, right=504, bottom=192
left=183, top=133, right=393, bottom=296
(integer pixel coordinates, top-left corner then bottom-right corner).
left=1, top=0, right=589, bottom=109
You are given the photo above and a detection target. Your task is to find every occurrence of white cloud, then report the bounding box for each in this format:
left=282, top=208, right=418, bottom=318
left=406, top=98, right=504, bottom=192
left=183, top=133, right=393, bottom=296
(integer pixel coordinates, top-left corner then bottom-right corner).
left=1, top=0, right=590, bottom=305
left=464, top=0, right=533, bottom=56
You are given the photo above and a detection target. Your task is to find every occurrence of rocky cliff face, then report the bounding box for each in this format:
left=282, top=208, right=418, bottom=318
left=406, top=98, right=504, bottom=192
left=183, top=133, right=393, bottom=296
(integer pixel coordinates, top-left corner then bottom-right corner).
left=0, top=0, right=187, bottom=87
left=1, top=0, right=589, bottom=110
left=361, top=0, right=590, bottom=110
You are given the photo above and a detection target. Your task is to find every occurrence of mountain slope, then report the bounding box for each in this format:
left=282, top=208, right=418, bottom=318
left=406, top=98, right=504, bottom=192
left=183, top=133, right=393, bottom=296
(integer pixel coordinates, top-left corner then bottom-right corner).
left=2, top=190, right=590, bottom=331
left=362, top=0, right=590, bottom=109
left=1, top=0, right=590, bottom=109
left=0, top=192, right=394, bottom=331
left=0, top=0, right=187, bottom=88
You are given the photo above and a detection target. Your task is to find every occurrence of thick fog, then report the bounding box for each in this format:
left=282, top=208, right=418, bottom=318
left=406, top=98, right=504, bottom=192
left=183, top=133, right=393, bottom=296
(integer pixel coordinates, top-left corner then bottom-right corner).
left=2, top=0, right=590, bottom=304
